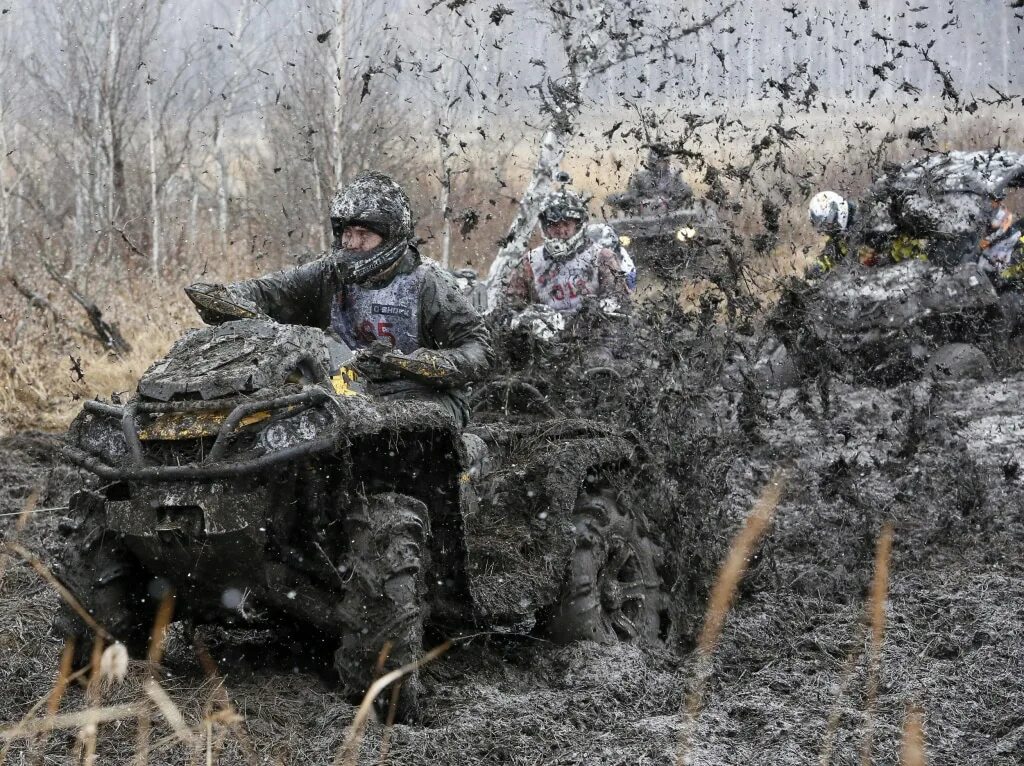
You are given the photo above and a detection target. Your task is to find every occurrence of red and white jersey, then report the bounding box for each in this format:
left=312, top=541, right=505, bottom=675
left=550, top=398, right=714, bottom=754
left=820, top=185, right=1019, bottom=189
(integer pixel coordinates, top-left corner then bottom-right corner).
left=526, top=241, right=606, bottom=312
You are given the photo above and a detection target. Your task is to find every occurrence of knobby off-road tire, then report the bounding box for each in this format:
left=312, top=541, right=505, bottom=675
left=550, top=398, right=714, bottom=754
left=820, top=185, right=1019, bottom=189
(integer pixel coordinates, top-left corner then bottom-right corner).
left=334, top=492, right=429, bottom=722
left=52, top=490, right=157, bottom=664
left=546, top=488, right=669, bottom=645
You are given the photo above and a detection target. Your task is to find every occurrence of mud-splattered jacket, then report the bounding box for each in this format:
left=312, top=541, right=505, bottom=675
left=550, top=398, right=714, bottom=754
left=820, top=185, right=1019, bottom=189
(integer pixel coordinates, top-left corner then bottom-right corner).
left=979, top=204, right=1024, bottom=287
left=502, top=241, right=630, bottom=312
left=217, top=247, right=493, bottom=397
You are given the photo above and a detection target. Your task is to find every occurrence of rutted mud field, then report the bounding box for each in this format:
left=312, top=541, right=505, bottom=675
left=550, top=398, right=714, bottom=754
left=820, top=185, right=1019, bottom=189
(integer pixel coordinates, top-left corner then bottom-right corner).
left=1, top=367, right=1021, bottom=765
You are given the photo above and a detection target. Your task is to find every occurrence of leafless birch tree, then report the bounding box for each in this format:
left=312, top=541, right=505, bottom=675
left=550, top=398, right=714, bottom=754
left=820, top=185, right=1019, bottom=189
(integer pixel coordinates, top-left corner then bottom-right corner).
left=487, top=0, right=736, bottom=295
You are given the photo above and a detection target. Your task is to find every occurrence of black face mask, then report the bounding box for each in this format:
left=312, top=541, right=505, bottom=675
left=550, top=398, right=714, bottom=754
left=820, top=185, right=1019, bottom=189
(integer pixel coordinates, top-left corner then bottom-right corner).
left=331, top=238, right=408, bottom=284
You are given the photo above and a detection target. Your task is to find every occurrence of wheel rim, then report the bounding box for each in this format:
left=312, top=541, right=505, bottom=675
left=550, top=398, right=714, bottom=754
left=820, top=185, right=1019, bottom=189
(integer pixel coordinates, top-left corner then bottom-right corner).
left=546, top=497, right=665, bottom=644
left=599, top=536, right=653, bottom=641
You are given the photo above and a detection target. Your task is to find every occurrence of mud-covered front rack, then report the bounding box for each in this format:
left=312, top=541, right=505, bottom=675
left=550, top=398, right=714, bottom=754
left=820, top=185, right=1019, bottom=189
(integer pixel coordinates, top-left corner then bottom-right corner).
left=62, top=387, right=347, bottom=481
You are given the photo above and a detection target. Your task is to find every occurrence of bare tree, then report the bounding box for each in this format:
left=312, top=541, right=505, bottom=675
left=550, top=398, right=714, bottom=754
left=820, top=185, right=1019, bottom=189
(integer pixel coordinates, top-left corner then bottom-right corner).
left=18, top=0, right=171, bottom=274
left=496, top=1, right=736, bottom=264
left=257, top=0, right=415, bottom=258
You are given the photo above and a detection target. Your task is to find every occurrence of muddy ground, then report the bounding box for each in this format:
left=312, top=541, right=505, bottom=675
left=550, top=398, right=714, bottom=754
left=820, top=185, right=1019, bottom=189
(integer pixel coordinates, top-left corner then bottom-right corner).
left=1, top=364, right=1022, bottom=764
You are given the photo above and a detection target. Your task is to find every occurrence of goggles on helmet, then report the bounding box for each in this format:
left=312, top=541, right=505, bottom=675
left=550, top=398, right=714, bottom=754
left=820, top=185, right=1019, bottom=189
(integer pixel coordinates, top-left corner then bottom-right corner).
left=540, top=206, right=585, bottom=225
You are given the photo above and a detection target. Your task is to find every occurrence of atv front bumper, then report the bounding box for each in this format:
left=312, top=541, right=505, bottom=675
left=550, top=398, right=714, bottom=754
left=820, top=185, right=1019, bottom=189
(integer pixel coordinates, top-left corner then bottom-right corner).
left=64, top=387, right=347, bottom=481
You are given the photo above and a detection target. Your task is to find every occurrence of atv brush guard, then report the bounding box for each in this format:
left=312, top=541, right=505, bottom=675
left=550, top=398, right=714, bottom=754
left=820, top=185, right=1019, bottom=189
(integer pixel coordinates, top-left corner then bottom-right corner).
left=63, top=386, right=346, bottom=481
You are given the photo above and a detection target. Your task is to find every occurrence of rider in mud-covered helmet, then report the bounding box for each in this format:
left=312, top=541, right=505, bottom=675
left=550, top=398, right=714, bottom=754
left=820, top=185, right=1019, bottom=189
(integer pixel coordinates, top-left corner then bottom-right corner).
left=500, top=175, right=631, bottom=315
left=539, top=187, right=590, bottom=261
left=808, top=191, right=850, bottom=235
left=185, top=170, right=492, bottom=428
left=330, top=171, right=414, bottom=284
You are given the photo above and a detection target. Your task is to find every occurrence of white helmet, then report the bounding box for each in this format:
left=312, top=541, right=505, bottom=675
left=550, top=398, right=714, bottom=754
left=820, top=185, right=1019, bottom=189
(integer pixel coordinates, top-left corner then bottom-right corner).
left=808, top=191, right=850, bottom=233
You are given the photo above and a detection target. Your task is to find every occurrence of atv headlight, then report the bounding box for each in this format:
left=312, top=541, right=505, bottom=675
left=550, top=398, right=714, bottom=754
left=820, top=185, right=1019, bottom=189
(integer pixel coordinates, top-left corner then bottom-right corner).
left=618, top=235, right=631, bottom=247
left=72, top=411, right=129, bottom=462
left=676, top=226, right=697, bottom=242
left=258, top=410, right=329, bottom=452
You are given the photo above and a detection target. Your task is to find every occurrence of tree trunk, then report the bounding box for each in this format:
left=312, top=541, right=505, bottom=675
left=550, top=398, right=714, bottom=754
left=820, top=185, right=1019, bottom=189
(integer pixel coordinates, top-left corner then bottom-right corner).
left=330, top=0, right=347, bottom=187
left=187, top=185, right=199, bottom=259
left=146, top=79, right=160, bottom=275
left=312, top=154, right=327, bottom=253
left=485, top=113, right=578, bottom=306
left=0, top=110, right=10, bottom=271
left=440, top=165, right=452, bottom=269
left=214, top=114, right=230, bottom=256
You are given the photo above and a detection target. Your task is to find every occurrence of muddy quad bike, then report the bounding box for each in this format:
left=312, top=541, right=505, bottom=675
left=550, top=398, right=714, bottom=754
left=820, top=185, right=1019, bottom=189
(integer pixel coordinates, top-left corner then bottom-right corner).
left=766, top=150, right=1024, bottom=387
left=605, top=182, right=722, bottom=284
left=769, top=258, right=1016, bottom=385
left=54, top=295, right=671, bottom=719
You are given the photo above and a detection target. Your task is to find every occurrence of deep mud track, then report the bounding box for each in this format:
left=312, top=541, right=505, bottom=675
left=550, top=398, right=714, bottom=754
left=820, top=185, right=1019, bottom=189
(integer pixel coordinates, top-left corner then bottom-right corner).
left=1, top=373, right=1022, bottom=765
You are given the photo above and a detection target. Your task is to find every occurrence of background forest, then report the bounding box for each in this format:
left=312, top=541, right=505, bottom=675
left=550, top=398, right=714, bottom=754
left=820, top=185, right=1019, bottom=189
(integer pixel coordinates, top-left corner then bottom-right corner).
left=0, top=0, right=1020, bottom=429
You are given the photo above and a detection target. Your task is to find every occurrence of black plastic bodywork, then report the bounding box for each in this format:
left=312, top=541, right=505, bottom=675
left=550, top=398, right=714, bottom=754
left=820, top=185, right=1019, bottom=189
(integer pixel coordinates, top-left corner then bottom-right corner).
left=773, top=260, right=1008, bottom=383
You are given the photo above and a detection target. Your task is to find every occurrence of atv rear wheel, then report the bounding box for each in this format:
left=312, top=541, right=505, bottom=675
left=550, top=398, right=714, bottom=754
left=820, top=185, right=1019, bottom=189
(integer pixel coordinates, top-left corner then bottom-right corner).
left=545, top=488, right=668, bottom=644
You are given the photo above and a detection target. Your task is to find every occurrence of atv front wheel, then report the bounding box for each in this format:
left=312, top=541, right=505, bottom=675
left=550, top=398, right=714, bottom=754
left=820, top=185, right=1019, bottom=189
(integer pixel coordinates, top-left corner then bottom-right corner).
left=545, top=488, right=669, bottom=644
left=333, top=491, right=429, bottom=721
left=52, top=490, right=158, bottom=663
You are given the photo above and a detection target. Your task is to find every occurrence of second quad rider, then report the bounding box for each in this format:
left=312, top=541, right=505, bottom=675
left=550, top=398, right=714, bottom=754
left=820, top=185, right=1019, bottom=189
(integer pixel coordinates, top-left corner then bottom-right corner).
left=501, top=187, right=632, bottom=313
left=188, top=171, right=492, bottom=427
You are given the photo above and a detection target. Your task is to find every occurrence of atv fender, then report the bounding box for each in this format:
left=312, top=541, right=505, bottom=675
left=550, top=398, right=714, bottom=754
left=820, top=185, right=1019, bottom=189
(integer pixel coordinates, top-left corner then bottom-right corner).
left=462, top=421, right=638, bottom=632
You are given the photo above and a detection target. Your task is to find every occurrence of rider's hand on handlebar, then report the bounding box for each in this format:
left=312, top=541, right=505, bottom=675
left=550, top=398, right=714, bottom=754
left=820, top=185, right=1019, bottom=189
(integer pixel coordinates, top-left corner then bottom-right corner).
left=349, top=339, right=396, bottom=381
left=185, top=283, right=266, bottom=325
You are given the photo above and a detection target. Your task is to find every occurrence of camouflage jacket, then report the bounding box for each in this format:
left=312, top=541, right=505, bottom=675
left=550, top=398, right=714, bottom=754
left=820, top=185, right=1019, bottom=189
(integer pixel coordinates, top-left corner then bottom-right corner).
left=216, top=248, right=493, bottom=390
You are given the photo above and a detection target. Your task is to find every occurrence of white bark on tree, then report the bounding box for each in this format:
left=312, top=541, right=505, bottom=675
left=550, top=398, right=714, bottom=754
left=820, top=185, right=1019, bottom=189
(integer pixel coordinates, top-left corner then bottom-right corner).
left=486, top=0, right=736, bottom=306
left=213, top=2, right=255, bottom=257
left=0, top=104, right=11, bottom=270
left=145, top=76, right=160, bottom=275
left=312, top=153, right=327, bottom=253
left=330, top=0, right=348, bottom=187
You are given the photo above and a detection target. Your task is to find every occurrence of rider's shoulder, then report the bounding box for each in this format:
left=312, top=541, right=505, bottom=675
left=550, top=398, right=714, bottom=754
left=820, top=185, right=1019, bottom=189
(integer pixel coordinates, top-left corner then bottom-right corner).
left=415, top=256, right=465, bottom=294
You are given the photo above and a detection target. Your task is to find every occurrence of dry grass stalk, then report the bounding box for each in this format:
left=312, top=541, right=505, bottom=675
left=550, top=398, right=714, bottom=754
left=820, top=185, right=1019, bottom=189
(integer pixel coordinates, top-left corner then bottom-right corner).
left=0, top=648, right=93, bottom=766
left=860, top=523, right=894, bottom=766
left=135, top=704, right=152, bottom=766
left=75, top=636, right=106, bottom=766
left=143, top=678, right=194, bottom=745
left=1, top=542, right=113, bottom=641
left=1, top=704, right=141, bottom=740
left=0, top=489, right=39, bottom=590
left=137, top=592, right=176, bottom=766
left=375, top=683, right=402, bottom=766
left=193, top=635, right=265, bottom=766
left=371, top=640, right=399, bottom=766
left=334, top=640, right=453, bottom=766
left=675, top=469, right=786, bottom=766
left=205, top=719, right=213, bottom=766
left=147, top=592, right=176, bottom=665
left=899, top=705, right=926, bottom=766
left=25, top=637, right=77, bottom=765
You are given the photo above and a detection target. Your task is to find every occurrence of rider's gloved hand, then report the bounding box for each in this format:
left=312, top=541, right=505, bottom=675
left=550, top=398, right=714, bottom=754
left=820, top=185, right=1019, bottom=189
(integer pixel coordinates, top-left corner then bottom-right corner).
left=185, top=283, right=265, bottom=324
left=381, top=347, right=460, bottom=386
left=350, top=339, right=396, bottom=381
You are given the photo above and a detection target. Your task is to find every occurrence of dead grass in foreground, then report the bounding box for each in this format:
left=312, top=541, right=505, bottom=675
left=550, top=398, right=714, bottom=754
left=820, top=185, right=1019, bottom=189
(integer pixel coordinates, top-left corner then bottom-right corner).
left=675, top=469, right=786, bottom=764
left=1, top=504, right=451, bottom=766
